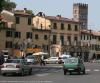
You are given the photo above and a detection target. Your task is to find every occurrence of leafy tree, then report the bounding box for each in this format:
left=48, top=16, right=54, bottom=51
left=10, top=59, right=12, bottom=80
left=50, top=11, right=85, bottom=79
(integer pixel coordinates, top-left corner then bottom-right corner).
left=0, top=0, right=16, bottom=12
left=3, top=1, right=16, bottom=11
left=0, top=0, right=5, bottom=13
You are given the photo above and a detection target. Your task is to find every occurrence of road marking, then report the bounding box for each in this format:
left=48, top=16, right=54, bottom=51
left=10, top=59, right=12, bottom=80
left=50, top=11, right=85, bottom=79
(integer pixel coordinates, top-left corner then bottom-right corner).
left=86, top=69, right=91, bottom=71
left=0, top=81, right=53, bottom=83
left=94, top=69, right=99, bottom=71
left=52, top=66, right=62, bottom=68
left=35, top=73, right=50, bottom=76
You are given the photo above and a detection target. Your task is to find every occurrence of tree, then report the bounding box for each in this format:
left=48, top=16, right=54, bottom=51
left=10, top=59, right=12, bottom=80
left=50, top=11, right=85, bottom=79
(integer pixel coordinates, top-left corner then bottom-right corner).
left=4, top=1, right=16, bottom=11
left=3, top=1, right=16, bottom=11
left=0, top=0, right=5, bottom=13
left=0, top=0, right=16, bottom=12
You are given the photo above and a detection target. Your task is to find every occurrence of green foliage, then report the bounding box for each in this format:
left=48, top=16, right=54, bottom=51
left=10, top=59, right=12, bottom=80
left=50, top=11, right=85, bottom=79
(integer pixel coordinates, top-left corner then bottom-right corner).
left=0, top=0, right=5, bottom=12
left=15, top=10, right=34, bottom=16
left=0, top=0, right=16, bottom=12
left=26, top=10, right=34, bottom=14
left=3, top=1, right=16, bottom=10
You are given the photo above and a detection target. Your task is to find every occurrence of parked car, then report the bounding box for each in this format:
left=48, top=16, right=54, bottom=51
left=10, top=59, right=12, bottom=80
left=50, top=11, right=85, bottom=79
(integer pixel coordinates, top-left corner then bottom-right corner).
left=59, top=54, right=71, bottom=63
left=63, top=57, right=85, bottom=75
left=25, top=55, right=36, bottom=64
left=0, top=59, right=32, bottom=76
left=44, top=57, right=60, bottom=64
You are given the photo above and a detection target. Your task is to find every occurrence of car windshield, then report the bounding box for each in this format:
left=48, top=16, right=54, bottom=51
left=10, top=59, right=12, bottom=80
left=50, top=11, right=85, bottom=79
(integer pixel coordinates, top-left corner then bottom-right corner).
left=6, top=59, right=20, bottom=63
left=61, top=57, right=68, bottom=59
left=64, top=58, right=78, bottom=64
left=26, top=56, right=34, bottom=59
left=50, top=57, right=57, bottom=59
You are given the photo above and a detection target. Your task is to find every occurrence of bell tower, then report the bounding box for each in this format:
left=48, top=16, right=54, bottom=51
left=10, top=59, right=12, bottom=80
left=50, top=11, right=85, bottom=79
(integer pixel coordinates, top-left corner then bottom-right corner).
left=73, top=3, right=88, bottom=29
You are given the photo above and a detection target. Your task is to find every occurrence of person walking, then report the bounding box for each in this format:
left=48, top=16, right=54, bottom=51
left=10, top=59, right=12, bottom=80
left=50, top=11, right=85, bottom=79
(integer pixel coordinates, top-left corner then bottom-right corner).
left=0, top=52, right=4, bottom=65
left=40, top=55, right=45, bottom=66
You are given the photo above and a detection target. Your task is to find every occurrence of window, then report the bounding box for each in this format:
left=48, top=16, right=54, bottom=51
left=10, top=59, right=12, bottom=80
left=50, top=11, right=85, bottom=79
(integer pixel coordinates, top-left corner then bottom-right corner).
left=75, top=25, right=78, bottom=31
left=60, top=35, right=64, bottom=45
left=67, top=36, right=71, bottom=45
left=74, top=10, right=77, bottom=14
left=84, top=35, right=85, bottom=40
left=26, top=32, right=32, bottom=39
left=5, top=41, right=12, bottom=48
left=28, top=17, right=31, bottom=25
left=61, top=23, right=64, bottom=30
left=6, top=30, right=12, bottom=37
left=68, top=24, right=71, bottom=30
left=44, top=35, right=48, bottom=40
left=74, top=37, right=78, bottom=41
left=68, top=36, right=71, bottom=41
left=53, top=23, right=57, bottom=29
left=16, top=16, right=20, bottom=24
left=81, top=35, right=82, bottom=40
left=14, top=32, right=21, bottom=38
left=35, top=34, right=38, bottom=39
left=41, top=24, right=43, bottom=28
left=53, top=35, right=57, bottom=44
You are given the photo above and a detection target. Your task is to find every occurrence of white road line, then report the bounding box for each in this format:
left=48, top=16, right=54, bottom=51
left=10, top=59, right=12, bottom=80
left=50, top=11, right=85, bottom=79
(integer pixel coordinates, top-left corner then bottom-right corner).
left=35, top=73, right=50, bottom=76
left=86, top=69, right=91, bottom=71
left=94, top=69, right=99, bottom=71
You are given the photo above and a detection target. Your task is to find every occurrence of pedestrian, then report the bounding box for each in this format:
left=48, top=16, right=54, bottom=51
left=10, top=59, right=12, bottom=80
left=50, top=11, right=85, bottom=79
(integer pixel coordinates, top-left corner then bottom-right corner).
left=40, top=55, right=45, bottom=66
left=0, top=52, right=4, bottom=65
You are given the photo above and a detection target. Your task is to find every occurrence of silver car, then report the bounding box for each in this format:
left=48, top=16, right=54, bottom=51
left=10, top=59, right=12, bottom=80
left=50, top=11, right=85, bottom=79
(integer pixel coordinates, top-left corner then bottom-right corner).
left=0, top=59, right=32, bottom=76
left=25, top=55, right=35, bottom=64
left=44, top=57, right=60, bottom=64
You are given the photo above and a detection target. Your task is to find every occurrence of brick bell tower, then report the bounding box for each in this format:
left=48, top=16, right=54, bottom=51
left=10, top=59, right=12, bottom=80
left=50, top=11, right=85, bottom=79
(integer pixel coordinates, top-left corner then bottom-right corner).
left=73, top=3, right=88, bottom=29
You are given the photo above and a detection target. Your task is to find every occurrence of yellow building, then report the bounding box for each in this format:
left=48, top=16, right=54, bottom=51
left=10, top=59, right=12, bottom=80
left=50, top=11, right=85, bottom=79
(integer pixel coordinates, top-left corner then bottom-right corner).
left=0, top=9, right=34, bottom=57
left=33, top=12, right=80, bottom=57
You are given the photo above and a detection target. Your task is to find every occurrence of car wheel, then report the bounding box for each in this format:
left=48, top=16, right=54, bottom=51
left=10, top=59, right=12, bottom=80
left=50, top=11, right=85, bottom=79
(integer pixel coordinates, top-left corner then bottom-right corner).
left=64, top=69, right=67, bottom=75
left=20, top=69, right=24, bottom=76
left=69, top=71, right=72, bottom=75
left=2, top=73, right=6, bottom=76
left=78, top=68, right=81, bottom=75
left=82, top=68, right=86, bottom=74
left=29, top=68, right=32, bottom=75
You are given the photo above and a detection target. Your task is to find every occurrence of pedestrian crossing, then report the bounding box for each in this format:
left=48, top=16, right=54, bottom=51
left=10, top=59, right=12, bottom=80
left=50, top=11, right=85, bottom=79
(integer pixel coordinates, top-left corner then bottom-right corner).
left=33, top=68, right=100, bottom=77
left=86, top=69, right=100, bottom=72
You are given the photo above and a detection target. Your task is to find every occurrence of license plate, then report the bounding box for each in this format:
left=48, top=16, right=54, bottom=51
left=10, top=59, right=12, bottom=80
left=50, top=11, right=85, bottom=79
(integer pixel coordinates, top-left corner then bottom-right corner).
left=6, top=65, right=14, bottom=68
left=68, top=69, right=74, bottom=70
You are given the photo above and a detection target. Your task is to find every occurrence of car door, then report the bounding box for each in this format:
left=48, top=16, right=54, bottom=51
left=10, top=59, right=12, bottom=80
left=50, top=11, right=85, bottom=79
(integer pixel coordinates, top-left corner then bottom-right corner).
left=21, top=60, right=29, bottom=74
left=79, top=59, right=85, bottom=71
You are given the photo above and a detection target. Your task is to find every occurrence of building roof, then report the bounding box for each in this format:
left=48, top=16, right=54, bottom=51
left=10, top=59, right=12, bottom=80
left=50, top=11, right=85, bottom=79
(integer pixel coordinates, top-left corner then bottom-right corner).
left=14, top=11, right=32, bottom=17
left=45, top=15, right=79, bottom=23
left=81, top=29, right=100, bottom=36
left=91, top=30, right=100, bottom=36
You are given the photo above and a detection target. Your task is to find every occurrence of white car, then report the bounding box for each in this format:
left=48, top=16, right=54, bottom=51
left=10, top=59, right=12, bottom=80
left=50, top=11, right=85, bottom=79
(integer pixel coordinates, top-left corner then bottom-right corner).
left=0, top=59, right=32, bottom=76
left=44, top=57, right=60, bottom=64
left=25, top=55, right=35, bottom=64
left=59, top=54, right=71, bottom=63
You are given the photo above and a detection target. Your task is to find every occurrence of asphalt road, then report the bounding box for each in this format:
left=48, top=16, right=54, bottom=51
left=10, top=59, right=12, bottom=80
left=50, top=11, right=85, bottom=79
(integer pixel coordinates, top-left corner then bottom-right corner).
left=0, top=62, right=100, bottom=83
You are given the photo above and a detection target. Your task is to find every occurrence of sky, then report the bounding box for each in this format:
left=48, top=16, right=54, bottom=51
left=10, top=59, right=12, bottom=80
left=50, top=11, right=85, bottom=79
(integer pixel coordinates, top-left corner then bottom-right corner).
left=10, top=0, right=100, bottom=31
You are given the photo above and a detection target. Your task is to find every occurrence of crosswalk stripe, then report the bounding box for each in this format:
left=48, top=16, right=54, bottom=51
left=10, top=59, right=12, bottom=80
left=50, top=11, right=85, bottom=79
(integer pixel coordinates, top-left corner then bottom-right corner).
left=86, top=69, right=100, bottom=72
left=86, top=69, right=91, bottom=71
left=94, top=69, right=99, bottom=71
left=35, top=73, right=50, bottom=76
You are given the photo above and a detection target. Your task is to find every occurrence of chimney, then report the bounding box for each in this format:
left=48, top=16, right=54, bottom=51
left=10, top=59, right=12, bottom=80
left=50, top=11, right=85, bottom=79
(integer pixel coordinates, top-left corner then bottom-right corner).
left=24, top=8, right=27, bottom=13
left=56, top=15, right=61, bottom=19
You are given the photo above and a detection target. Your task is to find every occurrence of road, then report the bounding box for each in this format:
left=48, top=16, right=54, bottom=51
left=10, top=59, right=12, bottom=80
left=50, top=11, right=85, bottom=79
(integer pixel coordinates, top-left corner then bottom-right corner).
left=0, top=62, right=100, bottom=83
